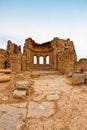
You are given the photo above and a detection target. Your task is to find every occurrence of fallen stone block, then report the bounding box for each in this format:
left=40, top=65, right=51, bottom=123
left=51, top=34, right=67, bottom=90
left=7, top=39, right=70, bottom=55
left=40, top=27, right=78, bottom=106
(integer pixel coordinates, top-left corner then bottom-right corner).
left=0, top=76, right=11, bottom=82
left=71, top=74, right=85, bottom=85
left=13, top=89, right=27, bottom=99
left=14, top=80, right=29, bottom=90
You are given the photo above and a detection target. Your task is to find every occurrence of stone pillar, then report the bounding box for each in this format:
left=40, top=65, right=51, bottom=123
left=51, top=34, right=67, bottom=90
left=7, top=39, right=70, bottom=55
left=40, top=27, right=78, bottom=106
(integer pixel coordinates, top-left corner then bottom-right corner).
left=44, top=56, right=46, bottom=64
left=37, top=56, right=39, bottom=64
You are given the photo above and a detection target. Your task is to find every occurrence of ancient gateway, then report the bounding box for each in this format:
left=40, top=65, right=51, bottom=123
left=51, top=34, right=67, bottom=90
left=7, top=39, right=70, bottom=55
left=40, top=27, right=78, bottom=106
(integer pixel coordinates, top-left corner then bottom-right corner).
left=0, top=37, right=87, bottom=74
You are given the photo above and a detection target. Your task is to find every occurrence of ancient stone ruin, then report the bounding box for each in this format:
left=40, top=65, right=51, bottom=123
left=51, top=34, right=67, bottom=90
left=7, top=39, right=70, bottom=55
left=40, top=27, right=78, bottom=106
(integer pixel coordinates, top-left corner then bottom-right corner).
left=0, top=37, right=87, bottom=130
left=0, top=37, right=87, bottom=74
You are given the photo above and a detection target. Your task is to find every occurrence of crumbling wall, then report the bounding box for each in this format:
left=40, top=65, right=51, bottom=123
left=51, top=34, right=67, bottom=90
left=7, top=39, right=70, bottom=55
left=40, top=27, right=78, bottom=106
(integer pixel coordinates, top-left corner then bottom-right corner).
left=9, top=54, right=22, bottom=72
left=51, top=38, right=77, bottom=74
left=23, top=38, right=54, bottom=71
left=7, top=40, right=22, bottom=72
left=22, top=37, right=77, bottom=73
left=0, top=49, right=7, bottom=69
left=0, top=37, right=86, bottom=75
left=75, top=58, right=87, bottom=73
left=7, top=40, right=21, bottom=54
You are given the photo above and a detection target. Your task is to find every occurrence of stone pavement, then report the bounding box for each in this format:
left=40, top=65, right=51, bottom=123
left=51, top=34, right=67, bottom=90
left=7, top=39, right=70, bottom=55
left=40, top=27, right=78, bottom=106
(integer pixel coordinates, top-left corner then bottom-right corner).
left=0, top=74, right=87, bottom=130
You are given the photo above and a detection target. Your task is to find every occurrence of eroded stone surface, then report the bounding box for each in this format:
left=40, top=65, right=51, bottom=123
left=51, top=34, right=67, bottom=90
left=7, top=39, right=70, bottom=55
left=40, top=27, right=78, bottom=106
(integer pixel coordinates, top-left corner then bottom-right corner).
left=0, top=102, right=27, bottom=130
left=14, top=80, right=29, bottom=90
left=33, top=75, right=72, bottom=96
left=33, top=94, right=44, bottom=102
left=71, top=74, right=85, bottom=85
left=13, top=89, right=27, bottom=99
left=47, top=94, right=60, bottom=101
left=27, top=101, right=55, bottom=118
left=0, top=72, right=87, bottom=130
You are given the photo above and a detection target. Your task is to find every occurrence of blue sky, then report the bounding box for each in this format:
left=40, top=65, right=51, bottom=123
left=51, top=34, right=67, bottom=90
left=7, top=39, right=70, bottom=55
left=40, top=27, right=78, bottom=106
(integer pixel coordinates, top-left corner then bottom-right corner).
left=0, top=0, right=87, bottom=59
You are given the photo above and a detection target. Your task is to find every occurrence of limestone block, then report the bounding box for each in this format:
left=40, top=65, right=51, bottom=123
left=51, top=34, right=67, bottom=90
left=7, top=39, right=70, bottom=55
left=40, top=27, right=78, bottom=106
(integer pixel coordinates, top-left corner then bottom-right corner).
left=47, top=94, right=60, bottom=101
left=13, top=89, right=27, bottom=99
left=27, top=101, right=55, bottom=118
left=14, top=80, right=29, bottom=90
left=0, top=103, right=27, bottom=130
left=33, top=95, right=44, bottom=101
left=71, top=74, right=85, bottom=85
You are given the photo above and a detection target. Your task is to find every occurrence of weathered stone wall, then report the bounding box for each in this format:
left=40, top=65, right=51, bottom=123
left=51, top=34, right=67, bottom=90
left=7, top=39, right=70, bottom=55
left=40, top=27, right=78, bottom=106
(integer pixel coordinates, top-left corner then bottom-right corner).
left=75, top=58, right=87, bottom=73
left=51, top=38, right=77, bottom=74
left=9, top=54, right=22, bottom=72
left=23, top=38, right=54, bottom=71
left=0, top=49, right=7, bottom=69
left=7, top=40, right=21, bottom=54
left=22, top=37, right=77, bottom=74
left=7, top=40, right=22, bottom=72
left=0, top=37, right=86, bottom=74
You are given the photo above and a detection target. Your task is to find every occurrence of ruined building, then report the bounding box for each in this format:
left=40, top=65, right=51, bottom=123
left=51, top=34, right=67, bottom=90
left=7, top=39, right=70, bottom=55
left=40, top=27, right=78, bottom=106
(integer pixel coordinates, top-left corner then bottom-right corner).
left=0, top=37, right=87, bottom=74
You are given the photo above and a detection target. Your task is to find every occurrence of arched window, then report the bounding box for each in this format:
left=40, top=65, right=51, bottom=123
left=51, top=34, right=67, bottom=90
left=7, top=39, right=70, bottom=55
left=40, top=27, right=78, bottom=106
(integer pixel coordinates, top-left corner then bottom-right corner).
left=39, top=56, right=44, bottom=64
left=46, top=56, right=49, bottom=64
left=34, top=56, right=37, bottom=64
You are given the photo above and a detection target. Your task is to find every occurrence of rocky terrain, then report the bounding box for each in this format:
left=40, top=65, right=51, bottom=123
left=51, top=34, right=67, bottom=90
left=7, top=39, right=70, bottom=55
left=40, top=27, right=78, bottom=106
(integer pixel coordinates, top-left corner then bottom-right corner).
left=0, top=71, right=87, bottom=130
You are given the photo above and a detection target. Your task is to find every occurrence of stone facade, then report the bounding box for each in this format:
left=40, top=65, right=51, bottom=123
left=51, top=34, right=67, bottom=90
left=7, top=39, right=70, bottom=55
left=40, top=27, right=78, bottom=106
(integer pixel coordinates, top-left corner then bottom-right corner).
left=0, top=37, right=85, bottom=74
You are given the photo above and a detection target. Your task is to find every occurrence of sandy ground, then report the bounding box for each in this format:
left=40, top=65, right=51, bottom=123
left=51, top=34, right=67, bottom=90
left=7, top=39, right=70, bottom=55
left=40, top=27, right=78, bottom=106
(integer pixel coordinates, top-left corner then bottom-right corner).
left=0, top=71, right=87, bottom=130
